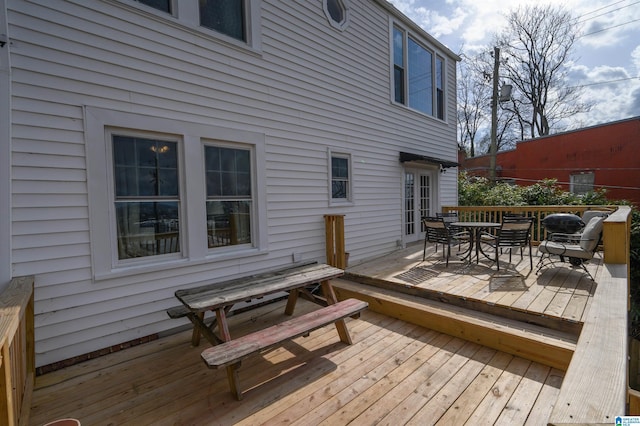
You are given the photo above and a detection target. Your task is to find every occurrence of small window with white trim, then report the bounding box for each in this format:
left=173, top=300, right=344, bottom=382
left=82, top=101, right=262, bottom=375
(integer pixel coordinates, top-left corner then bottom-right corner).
left=330, top=151, right=352, bottom=203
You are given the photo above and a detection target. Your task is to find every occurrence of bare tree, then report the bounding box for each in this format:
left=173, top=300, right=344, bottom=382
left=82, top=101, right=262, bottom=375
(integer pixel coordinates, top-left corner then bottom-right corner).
left=457, top=60, right=489, bottom=157
left=457, top=53, right=518, bottom=156
left=496, top=5, right=591, bottom=138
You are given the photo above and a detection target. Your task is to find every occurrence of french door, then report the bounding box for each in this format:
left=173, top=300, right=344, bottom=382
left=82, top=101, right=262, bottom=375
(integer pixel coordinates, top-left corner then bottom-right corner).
left=404, top=170, right=434, bottom=243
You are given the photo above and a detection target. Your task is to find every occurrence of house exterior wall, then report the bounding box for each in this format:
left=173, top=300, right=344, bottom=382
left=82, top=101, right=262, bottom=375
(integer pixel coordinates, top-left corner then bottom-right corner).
left=461, top=117, right=640, bottom=206
left=4, top=0, right=459, bottom=366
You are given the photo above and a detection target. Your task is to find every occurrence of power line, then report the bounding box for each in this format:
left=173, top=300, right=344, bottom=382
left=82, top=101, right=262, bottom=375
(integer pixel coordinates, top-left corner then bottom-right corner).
left=500, top=176, right=640, bottom=191
left=576, top=0, right=629, bottom=19
left=579, top=17, right=640, bottom=37
left=568, top=76, right=640, bottom=89
left=576, top=0, right=640, bottom=23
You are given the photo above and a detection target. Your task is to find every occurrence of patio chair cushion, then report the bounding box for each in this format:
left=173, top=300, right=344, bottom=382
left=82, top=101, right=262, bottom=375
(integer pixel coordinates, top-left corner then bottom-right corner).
left=538, top=241, right=592, bottom=260
left=579, top=216, right=604, bottom=252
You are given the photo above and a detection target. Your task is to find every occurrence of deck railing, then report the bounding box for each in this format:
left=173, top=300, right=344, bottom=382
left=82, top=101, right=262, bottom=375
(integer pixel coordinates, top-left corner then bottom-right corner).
left=0, top=276, right=35, bottom=426
left=442, top=205, right=618, bottom=244
left=445, top=205, right=633, bottom=422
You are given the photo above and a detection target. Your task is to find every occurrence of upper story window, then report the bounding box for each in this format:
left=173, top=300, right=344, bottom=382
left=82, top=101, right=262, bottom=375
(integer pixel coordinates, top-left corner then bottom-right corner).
left=323, top=0, right=350, bottom=30
left=117, top=0, right=261, bottom=49
left=134, top=0, right=172, bottom=13
left=200, top=0, right=245, bottom=42
left=393, top=25, right=446, bottom=120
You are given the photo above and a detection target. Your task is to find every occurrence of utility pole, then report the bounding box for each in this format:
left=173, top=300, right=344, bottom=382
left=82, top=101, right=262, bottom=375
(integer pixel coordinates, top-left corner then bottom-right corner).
left=489, top=46, right=500, bottom=182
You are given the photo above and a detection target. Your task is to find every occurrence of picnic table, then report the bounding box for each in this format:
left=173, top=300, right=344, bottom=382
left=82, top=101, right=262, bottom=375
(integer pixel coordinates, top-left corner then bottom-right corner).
left=168, top=262, right=368, bottom=399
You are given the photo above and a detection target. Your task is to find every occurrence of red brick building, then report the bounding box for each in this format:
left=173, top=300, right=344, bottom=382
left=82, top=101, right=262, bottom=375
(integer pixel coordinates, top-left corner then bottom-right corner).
left=460, top=117, right=640, bottom=206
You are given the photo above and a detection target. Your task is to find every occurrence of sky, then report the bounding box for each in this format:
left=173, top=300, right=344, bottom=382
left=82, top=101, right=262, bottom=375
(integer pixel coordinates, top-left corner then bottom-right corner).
left=387, top=0, right=640, bottom=132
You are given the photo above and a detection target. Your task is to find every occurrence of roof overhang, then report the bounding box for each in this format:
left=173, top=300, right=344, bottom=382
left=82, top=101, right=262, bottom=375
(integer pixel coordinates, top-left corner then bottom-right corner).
left=399, top=152, right=459, bottom=169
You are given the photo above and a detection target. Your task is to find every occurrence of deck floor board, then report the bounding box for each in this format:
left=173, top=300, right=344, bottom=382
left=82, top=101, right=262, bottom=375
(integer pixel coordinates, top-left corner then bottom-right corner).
left=29, top=298, right=563, bottom=425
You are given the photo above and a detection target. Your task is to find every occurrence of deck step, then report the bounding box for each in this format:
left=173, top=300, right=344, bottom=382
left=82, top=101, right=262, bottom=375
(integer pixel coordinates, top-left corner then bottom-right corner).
left=332, top=278, right=576, bottom=371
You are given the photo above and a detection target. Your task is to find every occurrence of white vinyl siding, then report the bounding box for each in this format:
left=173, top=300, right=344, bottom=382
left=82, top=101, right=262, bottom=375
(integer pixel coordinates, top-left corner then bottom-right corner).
left=8, top=0, right=458, bottom=366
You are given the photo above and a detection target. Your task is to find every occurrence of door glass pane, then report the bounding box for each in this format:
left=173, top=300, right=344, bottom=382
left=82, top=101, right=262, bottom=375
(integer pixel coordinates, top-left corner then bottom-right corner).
left=405, top=173, right=415, bottom=235
left=419, top=174, right=431, bottom=232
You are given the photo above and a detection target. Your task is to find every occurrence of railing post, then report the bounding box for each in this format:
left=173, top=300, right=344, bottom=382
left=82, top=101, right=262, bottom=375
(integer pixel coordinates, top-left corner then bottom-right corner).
left=324, top=215, right=346, bottom=269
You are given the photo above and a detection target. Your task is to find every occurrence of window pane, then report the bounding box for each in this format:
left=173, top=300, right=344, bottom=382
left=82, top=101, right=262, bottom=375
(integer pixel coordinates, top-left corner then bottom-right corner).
left=394, top=67, right=405, bottom=104
left=408, top=38, right=433, bottom=115
left=113, top=137, right=178, bottom=197
left=113, top=135, right=180, bottom=261
left=331, top=156, right=349, bottom=199
left=136, top=0, right=171, bottom=13
left=436, top=56, right=444, bottom=119
left=205, top=146, right=252, bottom=197
left=205, top=145, right=253, bottom=248
left=115, top=201, right=180, bottom=259
left=200, top=0, right=245, bottom=41
left=393, top=27, right=404, bottom=67
left=206, top=200, right=252, bottom=247
left=332, top=181, right=348, bottom=199
left=332, top=157, right=348, bottom=178
left=393, top=27, right=405, bottom=104
left=326, top=0, right=344, bottom=23
left=571, top=172, right=595, bottom=195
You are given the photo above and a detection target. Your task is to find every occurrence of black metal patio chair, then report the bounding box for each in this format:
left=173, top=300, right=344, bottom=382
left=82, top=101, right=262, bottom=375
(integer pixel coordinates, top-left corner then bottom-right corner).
left=422, top=216, right=470, bottom=266
left=480, top=216, right=534, bottom=270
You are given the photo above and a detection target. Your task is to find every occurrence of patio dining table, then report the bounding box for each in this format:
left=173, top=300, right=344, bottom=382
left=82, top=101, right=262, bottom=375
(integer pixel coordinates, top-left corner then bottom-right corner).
left=451, top=221, right=501, bottom=264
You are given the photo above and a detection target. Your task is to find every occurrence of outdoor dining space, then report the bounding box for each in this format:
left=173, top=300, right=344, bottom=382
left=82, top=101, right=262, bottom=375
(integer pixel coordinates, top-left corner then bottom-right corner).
left=27, top=244, right=577, bottom=425
left=10, top=206, right=631, bottom=425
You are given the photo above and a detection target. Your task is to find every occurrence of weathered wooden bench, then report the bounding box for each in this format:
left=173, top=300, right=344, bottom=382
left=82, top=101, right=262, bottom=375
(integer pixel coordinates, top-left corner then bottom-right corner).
left=200, top=298, right=368, bottom=400
left=168, top=262, right=366, bottom=399
left=167, top=262, right=344, bottom=346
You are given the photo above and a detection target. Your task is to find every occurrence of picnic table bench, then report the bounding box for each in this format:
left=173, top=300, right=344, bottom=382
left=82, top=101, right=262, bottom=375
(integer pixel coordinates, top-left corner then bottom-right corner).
left=168, top=262, right=368, bottom=399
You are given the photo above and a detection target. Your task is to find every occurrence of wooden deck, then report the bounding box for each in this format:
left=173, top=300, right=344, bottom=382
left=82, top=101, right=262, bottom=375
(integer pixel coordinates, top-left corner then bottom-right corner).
left=28, top=242, right=605, bottom=425
left=29, top=298, right=565, bottom=426
left=346, top=241, right=600, bottom=336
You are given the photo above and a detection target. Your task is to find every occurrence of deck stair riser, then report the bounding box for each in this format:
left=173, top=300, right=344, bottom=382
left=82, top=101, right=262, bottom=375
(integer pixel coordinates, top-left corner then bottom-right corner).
left=332, top=279, right=576, bottom=371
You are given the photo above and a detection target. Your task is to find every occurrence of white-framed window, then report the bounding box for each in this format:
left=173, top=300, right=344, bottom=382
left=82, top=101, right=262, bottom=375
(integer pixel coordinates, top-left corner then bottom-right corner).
left=570, top=171, right=595, bottom=195
left=115, top=0, right=262, bottom=49
left=111, top=132, right=183, bottom=262
left=85, top=107, right=267, bottom=279
left=392, top=24, right=446, bottom=120
left=329, top=150, right=352, bottom=204
left=204, top=143, right=254, bottom=249
left=323, top=0, right=350, bottom=31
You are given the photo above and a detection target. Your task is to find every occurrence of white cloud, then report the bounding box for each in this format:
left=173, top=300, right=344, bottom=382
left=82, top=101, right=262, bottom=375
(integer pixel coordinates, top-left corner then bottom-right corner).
left=632, top=45, right=640, bottom=74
